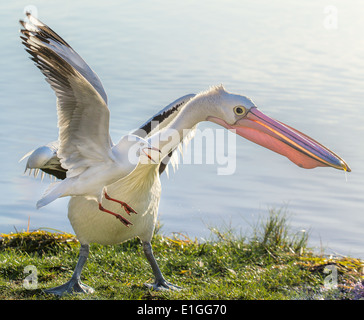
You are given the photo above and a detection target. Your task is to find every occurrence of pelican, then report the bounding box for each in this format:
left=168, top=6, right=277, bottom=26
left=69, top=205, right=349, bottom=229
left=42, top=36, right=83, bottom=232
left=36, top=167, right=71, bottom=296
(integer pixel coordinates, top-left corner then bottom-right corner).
left=19, top=13, right=350, bottom=295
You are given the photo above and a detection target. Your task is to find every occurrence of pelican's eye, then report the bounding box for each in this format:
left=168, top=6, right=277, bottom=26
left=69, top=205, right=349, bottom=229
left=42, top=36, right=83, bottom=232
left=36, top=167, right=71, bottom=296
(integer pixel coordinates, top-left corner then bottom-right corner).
left=234, top=105, right=247, bottom=116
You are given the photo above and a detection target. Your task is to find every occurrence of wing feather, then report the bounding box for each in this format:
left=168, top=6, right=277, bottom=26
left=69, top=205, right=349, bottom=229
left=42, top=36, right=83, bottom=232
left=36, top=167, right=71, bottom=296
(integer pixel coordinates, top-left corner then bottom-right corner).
left=20, top=13, right=113, bottom=177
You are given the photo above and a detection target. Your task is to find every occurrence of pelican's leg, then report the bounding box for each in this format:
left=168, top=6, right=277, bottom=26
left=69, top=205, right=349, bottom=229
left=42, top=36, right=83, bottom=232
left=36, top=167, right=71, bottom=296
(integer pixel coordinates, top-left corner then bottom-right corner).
left=99, top=203, right=132, bottom=227
left=44, top=244, right=94, bottom=296
left=104, top=192, right=138, bottom=215
left=142, top=241, right=182, bottom=291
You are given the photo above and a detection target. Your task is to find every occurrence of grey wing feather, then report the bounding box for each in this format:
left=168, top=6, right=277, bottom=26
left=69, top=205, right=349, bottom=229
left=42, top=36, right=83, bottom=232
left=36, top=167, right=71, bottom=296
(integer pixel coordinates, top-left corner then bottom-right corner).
left=20, top=13, right=113, bottom=177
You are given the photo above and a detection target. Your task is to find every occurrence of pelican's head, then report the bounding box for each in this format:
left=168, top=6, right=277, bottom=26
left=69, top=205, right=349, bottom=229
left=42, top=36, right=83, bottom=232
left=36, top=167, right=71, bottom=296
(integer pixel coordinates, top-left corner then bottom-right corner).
left=203, top=86, right=350, bottom=171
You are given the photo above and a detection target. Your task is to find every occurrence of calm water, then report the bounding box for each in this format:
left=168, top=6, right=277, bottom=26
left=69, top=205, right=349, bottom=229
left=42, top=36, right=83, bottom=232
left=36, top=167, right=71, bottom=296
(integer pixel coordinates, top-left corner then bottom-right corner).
left=1, top=0, right=363, bottom=257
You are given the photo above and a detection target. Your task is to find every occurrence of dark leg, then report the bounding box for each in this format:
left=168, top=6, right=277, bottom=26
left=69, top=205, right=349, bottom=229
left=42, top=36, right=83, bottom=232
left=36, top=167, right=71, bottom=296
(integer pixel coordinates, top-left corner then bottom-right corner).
left=99, top=203, right=132, bottom=227
left=142, top=241, right=182, bottom=291
left=44, top=244, right=94, bottom=296
left=104, top=192, right=138, bottom=215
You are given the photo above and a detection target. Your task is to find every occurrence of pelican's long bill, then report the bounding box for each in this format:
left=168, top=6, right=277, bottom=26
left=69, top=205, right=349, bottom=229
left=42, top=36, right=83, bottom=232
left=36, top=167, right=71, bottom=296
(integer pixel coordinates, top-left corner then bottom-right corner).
left=209, top=107, right=351, bottom=172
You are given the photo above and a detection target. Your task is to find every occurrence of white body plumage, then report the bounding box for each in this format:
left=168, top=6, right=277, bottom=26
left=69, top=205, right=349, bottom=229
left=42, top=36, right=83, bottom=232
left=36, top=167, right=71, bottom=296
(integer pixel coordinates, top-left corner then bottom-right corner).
left=68, top=163, right=161, bottom=245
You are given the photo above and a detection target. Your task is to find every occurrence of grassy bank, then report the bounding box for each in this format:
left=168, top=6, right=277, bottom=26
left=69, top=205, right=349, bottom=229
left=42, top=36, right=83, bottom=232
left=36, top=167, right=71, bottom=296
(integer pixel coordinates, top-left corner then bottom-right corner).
left=0, top=210, right=363, bottom=300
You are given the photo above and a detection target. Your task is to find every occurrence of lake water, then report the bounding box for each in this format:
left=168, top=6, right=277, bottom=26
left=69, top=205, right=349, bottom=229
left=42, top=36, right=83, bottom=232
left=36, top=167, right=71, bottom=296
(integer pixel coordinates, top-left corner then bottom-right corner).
left=1, top=0, right=363, bottom=258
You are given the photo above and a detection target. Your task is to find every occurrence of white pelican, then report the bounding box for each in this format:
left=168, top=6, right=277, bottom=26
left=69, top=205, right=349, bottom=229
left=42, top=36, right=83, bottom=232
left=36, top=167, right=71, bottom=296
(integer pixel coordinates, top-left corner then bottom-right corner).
left=19, top=13, right=350, bottom=295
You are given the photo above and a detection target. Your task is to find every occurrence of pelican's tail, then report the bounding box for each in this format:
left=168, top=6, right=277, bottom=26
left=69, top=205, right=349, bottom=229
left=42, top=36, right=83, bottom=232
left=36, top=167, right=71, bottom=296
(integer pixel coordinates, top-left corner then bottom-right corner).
left=36, top=179, right=71, bottom=209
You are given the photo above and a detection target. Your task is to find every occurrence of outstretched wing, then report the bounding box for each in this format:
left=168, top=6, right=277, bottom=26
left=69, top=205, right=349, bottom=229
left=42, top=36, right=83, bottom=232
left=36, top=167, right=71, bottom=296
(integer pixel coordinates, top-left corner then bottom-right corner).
left=20, top=141, right=66, bottom=180
left=132, top=94, right=196, bottom=175
left=20, top=13, right=113, bottom=178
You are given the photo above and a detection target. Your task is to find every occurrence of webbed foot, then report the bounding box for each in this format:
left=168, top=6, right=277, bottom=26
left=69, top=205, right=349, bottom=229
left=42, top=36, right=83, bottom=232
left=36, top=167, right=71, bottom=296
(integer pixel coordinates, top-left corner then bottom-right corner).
left=144, top=279, right=182, bottom=291
left=44, top=279, right=94, bottom=296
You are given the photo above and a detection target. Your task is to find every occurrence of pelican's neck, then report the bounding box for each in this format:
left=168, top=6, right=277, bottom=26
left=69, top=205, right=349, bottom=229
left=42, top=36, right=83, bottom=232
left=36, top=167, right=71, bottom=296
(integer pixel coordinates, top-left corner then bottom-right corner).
left=149, top=90, right=219, bottom=157
left=167, top=97, right=205, bottom=133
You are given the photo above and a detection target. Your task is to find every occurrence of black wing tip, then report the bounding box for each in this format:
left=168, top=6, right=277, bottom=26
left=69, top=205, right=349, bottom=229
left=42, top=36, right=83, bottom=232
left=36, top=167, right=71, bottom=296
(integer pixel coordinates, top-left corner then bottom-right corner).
left=19, top=12, right=72, bottom=49
left=19, top=11, right=32, bottom=26
left=19, top=19, right=26, bottom=28
left=20, top=28, right=29, bottom=36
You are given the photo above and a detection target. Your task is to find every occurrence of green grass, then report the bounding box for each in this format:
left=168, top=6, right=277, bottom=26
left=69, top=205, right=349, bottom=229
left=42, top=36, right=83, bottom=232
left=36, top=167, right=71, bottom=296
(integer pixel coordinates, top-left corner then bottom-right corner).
left=0, top=209, right=363, bottom=300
